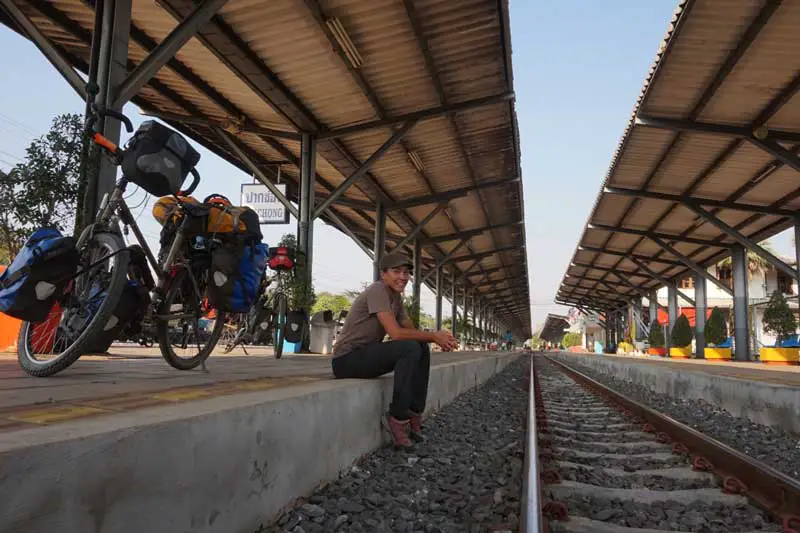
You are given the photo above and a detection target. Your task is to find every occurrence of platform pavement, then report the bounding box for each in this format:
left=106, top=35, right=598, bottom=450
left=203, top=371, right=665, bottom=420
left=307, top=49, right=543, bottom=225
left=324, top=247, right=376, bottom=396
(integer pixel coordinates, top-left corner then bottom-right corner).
left=0, top=345, right=520, bottom=533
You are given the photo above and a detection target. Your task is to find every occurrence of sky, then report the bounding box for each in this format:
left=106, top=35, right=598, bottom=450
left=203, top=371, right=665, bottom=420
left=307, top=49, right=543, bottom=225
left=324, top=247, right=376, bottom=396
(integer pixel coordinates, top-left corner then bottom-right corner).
left=0, top=1, right=794, bottom=336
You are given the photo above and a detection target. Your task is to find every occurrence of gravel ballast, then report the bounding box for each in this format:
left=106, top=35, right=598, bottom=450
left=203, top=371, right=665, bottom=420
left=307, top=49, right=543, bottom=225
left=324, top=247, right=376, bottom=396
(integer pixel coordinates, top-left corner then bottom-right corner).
left=537, top=359, right=781, bottom=532
left=558, top=356, right=800, bottom=481
left=259, top=355, right=527, bottom=533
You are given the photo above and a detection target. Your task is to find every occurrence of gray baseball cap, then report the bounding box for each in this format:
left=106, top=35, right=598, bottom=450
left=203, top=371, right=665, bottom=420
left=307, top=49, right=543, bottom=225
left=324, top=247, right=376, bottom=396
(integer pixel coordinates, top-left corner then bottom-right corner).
left=380, top=252, right=413, bottom=271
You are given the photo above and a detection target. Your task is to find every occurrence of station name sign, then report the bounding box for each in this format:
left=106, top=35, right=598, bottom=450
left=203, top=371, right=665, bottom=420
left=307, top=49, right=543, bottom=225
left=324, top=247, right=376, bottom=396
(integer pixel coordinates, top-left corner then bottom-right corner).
left=240, top=183, right=290, bottom=225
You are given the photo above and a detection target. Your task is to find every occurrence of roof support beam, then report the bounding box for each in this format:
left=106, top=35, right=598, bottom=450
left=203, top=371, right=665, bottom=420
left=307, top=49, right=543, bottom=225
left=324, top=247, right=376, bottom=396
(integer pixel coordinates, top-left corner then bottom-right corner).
left=578, top=246, right=683, bottom=266
left=748, top=138, right=800, bottom=173
left=313, top=121, right=416, bottom=219
left=421, top=221, right=521, bottom=244
left=571, top=262, right=653, bottom=282
left=387, top=177, right=519, bottom=210
left=114, top=0, right=228, bottom=106
left=140, top=111, right=303, bottom=140
left=420, top=240, right=469, bottom=284
left=316, top=92, right=515, bottom=140
left=604, top=186, right=798, bottom=217
left=450, top=246, right=519, bottom=264
left=589, top=223, right=732, bottom=248
left=0, top=0, right=87, bottom=99
left=627, top=256, right=696, bottom=306
left=647, top=235, right=734, bottom=296
left=393, top=204, right=447, bottom=251
left=635, top=116, right=800, bottom=144
left=216, top=128, right=300, bottom=220
left=686, top=203, right=800, bottom=281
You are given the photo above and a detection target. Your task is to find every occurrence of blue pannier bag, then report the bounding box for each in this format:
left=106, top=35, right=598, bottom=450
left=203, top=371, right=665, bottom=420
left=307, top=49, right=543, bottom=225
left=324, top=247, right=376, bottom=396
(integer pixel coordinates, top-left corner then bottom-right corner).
left=208, top=239, right=268, bottom=313
left=0, top=228, right=79, bottom=322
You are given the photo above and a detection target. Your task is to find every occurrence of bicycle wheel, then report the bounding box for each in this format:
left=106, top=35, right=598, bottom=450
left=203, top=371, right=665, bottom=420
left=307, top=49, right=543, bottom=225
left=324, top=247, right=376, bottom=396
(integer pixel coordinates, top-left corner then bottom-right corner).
left=156, top=266, right=226, bottom=370
left=271, top=292, right=288, bottom=359
left=17, top=232, right=130, bottom=377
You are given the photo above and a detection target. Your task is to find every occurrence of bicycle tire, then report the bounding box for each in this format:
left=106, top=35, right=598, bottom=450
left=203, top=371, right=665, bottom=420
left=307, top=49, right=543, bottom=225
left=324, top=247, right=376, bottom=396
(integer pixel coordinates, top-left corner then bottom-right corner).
left=156, top=267, right=226, bottom=370
left=272, top=292, right=287, bottom=359
left=17, top=232, right=131, bottom=377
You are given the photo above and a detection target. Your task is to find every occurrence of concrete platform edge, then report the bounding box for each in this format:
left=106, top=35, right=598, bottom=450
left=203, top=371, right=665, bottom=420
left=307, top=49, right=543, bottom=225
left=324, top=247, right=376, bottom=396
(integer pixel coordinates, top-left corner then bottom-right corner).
left=550, top=352, right=800, bottom=433
left=0, top=352, right=519, bottom=533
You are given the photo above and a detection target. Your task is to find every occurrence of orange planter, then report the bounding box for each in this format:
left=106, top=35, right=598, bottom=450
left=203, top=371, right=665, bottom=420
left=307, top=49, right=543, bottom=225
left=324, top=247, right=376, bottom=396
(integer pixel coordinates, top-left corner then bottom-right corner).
left=0, top=266, right=21, bottom=352
left=648, top=347, right=666, bottom=356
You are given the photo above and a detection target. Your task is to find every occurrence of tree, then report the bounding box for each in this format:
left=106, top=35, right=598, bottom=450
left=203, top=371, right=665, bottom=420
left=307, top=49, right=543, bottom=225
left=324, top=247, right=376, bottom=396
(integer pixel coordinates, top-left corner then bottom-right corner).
left=648, top=320, right=665, bottom=348
left=670, top=314, right=694, bottom=347
left=763, top=290, right=797, bottom=346
left=0, top=114, right=83, bottom=261
left=704, top=307, right=728, bottom=346
left=562, top=332, right=582, bottom=348
left=310, top=292, right=351, bottom=317
left=529, top=335, right=544, bottom=349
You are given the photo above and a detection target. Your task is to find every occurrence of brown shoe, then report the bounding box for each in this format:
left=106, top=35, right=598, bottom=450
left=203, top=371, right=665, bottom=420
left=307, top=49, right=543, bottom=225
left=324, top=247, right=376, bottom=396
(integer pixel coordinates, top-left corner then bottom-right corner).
left=408, top=411, right=424, bottom=442
left=382, top=413, right=413, bottom=449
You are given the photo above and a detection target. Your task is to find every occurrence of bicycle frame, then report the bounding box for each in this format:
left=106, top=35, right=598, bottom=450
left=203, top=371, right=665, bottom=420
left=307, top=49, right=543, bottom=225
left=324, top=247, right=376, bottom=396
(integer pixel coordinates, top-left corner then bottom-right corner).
left=79, top=175, right=201, bottom=313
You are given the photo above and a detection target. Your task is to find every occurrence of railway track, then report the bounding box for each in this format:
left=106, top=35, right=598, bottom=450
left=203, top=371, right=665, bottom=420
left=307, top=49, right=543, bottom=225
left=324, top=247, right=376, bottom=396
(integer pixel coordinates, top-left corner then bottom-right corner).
left=523, top=353, right=800, bottom=533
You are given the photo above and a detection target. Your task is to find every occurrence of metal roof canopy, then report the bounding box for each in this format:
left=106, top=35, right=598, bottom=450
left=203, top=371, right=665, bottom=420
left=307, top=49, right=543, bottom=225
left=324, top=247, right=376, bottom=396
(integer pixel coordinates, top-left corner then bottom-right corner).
left=0, top=0, right=531, bottom=336
left=538, top=314, right=569, bottom=343
left=557, top=0, right=800, bottom=314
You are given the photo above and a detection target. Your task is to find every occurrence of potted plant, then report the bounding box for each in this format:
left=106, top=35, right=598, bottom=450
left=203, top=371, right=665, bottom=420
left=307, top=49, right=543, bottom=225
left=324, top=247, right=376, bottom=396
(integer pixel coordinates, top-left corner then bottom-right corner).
left=647, top=320, right=666, bottom=356
left=703, top=307, right=731, bottom=361
left=669, top=314, right=693, bottom=358
left=761, top=290, right=799, bottom=365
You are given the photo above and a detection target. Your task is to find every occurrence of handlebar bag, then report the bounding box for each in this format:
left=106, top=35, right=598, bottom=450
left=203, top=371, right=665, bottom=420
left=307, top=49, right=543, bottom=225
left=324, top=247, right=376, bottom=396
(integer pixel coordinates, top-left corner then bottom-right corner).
left=121, top=120, right=200, bottom=197
left=0, top=227, right=79, bottom=322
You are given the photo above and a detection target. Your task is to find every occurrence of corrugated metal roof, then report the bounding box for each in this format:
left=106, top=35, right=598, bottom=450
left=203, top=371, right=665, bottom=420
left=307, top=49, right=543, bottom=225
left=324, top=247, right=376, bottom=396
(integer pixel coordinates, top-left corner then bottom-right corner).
left=1, top=0, right=530, bottom=334
left=557, top=0, right=800, bottom=312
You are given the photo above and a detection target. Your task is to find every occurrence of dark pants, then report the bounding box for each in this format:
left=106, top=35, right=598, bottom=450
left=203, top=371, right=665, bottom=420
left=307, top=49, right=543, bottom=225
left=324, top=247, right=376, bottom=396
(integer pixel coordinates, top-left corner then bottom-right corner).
left=332, top=340, right=431, bottom=420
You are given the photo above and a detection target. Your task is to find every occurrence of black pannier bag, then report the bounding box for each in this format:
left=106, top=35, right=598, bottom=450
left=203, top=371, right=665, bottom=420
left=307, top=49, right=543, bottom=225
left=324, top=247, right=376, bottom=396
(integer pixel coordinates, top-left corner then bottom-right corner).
left=121, top=120, right=200, bottom=197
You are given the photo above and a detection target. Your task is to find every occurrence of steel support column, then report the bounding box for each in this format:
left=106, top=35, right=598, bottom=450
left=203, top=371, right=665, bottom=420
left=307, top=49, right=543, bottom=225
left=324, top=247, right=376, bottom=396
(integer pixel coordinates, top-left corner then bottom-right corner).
left=667, top=284, right=678, bottom=353
left=731, top=244, right=751, bottom=361
left=93, top=0, right=132, bottom=218
left=695, top=274, right=707, bottom=359
left=649, top=292, right=658, bottom=328
left=795, top=217, right=800, bottom=314
left=373, top=203, right=386, bottom=281
left=435, top=267, right=443, bottom=330
left=451, top=273, right=457, bottom=338
left=412, top=238, right=422, bottom=327
left=298, top=133, right=316, bottom=310
left=461, top=282, right=468, bottom=343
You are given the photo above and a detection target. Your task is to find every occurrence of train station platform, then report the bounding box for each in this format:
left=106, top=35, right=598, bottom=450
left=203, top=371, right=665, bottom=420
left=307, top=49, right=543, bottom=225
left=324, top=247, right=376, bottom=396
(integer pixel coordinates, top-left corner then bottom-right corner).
left=0, top=346, right=518, bottom=533
left=549, top=351, right=800, bottom=433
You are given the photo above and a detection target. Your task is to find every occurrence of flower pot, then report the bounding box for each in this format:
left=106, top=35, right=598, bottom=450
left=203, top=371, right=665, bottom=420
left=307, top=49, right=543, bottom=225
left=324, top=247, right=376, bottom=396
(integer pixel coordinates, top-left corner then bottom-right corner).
left=703, top=347, right=732, bottom=361
left=647, top=347, right=666, bottom=356
left=669, top=346, right=692, bottom=358
left=760, top=347, right=800, bottom=365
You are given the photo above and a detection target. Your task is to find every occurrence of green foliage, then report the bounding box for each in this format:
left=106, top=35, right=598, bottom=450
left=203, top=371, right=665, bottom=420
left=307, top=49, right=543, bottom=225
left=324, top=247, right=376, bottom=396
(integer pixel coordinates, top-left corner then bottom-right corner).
left=704, top=307, right=728, bottom=346
left=670, top=314, right=693, bottom=347
left=276, top=233, right=316, bottom=311
left=311, top=292, right=351, bottom=317
left=763, top=290, right=797, bottom=345
left=648, top=320, right=665, bottom=348
left=562, top=332, right=582, bottom=348
left=529, top=335, right=544, bottom=349
left=0, top=114, right=83, bottom=261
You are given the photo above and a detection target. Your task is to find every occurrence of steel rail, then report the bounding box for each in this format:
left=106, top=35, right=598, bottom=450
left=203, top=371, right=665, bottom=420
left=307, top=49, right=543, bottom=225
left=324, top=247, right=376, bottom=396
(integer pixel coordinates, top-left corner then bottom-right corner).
left=522, top=353, right=545, bottom=533
left=546, top=356, right=800, bottom=529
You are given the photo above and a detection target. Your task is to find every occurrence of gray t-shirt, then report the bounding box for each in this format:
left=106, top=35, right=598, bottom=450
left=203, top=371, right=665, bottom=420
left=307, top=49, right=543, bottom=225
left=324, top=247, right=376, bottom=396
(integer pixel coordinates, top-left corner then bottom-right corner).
left=332, top=281, right=408, bottom=357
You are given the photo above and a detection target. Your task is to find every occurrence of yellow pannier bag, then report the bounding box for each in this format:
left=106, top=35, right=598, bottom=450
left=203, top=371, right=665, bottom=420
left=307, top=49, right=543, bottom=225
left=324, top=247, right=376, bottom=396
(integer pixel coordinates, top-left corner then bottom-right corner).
left=152, top=195, right=258, bottom=235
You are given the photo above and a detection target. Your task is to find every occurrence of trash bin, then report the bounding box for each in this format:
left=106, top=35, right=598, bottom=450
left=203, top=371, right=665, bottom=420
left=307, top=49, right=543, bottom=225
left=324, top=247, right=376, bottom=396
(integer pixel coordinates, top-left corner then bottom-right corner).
left=310, top=310, right=336, bottom=354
